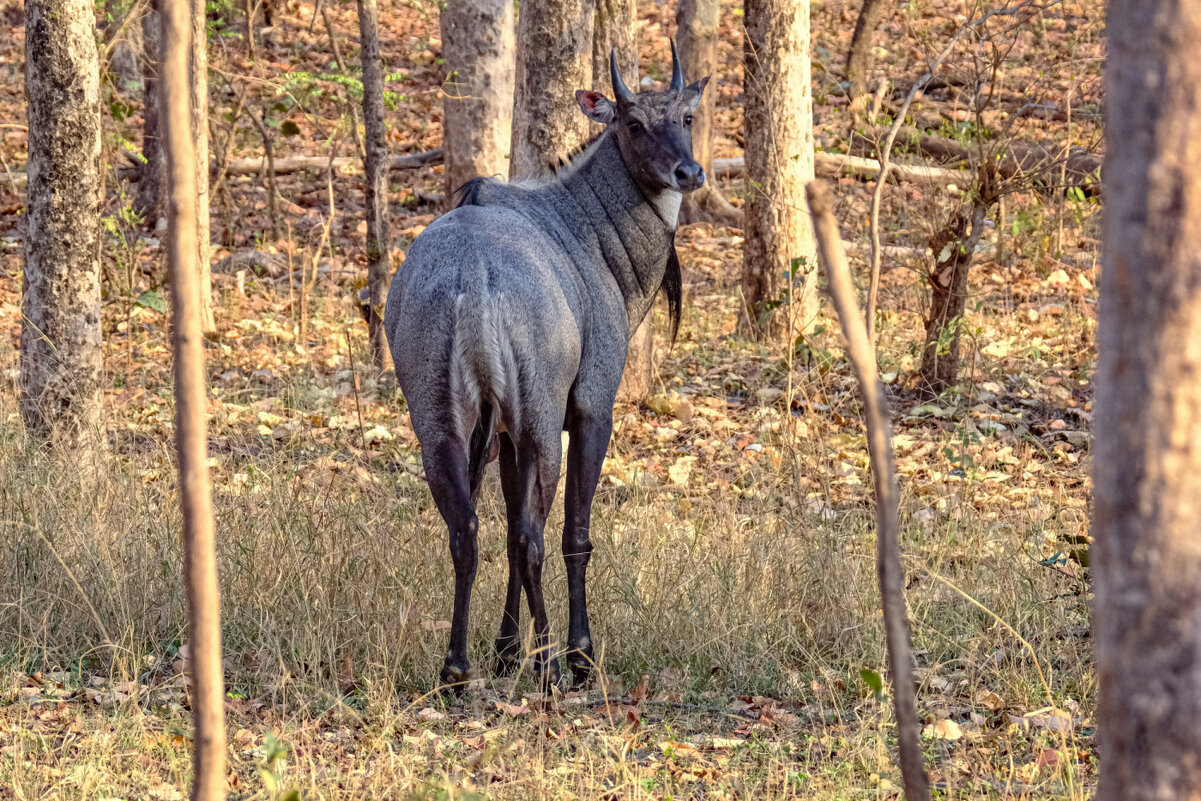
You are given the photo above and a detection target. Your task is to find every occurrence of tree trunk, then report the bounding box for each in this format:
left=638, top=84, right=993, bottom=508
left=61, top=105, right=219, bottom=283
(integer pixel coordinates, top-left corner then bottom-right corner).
left=357, top=0, right=392, bottom=371
left=917, top=202, right=985, bottom=397
left=21, top=0, right=104, bottom=452
left=591, top=0, right=635, bottom=97
left=440, top=0, right=515, bottom=209
left=617, top=316, right=655, bottom=402
left=190, top=0, right=214, bottom=332
left=676, top=0, right=741, bottom=227
left=589, top=0, right=654, bottom=403
left=1095, top=2, right=1201, bottom=800
left=162, top=0, right=227, bottom=796
left=509, top=0, right=594, bottom=177
left=137, top=0, right=167, bottom=226
left=740, top=0, right=816, bottom=339
left=845, top=0, right=887, bottom=105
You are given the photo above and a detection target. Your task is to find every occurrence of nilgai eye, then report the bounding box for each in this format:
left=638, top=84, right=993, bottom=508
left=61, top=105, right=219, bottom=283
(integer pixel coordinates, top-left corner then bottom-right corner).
left=684, top=115, right=694, bottom=127
left=627, top=120, right=644, bottom=135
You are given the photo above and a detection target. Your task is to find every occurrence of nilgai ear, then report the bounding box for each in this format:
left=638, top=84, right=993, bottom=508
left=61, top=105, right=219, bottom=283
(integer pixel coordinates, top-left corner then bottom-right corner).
left=682, top=76, right=711, bottom=112
left=576, top=90, right=617, bottom=124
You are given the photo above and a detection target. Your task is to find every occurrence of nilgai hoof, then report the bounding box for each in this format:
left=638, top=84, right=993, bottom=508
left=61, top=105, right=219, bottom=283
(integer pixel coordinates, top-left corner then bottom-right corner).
left=567, top=653, right=594, bottom=689
left=493, top=639, right=521, bottom=677
left=439, top=661, right=477, bottom=692
left=535, top=659, right=563, bottom=691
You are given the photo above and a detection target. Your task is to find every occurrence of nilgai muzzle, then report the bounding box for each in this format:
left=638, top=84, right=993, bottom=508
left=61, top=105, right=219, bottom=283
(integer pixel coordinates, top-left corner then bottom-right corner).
left=386, top=42, right=709, bottom=688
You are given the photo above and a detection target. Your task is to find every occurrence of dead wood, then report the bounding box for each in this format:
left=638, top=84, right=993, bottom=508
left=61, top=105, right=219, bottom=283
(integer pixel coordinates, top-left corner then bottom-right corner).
left=849, top=125, right=1103, bottom=194
left=807, top=180, right=931, bottom=801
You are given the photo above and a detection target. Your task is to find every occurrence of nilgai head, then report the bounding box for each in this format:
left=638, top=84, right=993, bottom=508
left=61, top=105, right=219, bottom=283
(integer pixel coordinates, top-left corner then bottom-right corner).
left=575, top=40, right=710, bottom=193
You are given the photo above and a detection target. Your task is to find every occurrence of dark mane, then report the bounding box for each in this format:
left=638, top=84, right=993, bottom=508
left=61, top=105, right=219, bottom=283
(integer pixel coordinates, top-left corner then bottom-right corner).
left=553, top=129, right=607, bottom=173
left=452, top=176, right=492, bottom=208
left=662, top=233, right=682, bottom=343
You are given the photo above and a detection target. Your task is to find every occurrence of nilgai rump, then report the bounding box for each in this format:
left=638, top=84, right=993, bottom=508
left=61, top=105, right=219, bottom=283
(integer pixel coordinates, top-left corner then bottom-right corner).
left=385, top=44, right=709, bottom=687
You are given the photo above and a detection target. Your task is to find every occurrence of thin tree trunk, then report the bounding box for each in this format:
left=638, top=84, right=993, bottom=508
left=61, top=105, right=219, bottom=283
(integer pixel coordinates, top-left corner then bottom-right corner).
left=846, top=0, right=887, bottom=107
left=676, top=0, right=741, bottom=227
left=137, top=0, right=167, bottom=226
left=440, top=0, right=515, bottom=208
left=509, top=0, right=594, bottom=177
left=21, top=0, right=104, bottom=453
left=190, top=0, right=214, bottom=332
left=917, top=202, right=986, bottom=397
left=740, top=0, right=816, bottom=339
left=357, top=0, right=391, bottom=371
left=589, top=0, right=654, bottom=404
left=1095, top=2, right=1201, bottom=800
left=808, top=180, right=930, bottom=801
left=591, top=0, right=635, bottom=98
left=162, top=0, right=226, bottom=795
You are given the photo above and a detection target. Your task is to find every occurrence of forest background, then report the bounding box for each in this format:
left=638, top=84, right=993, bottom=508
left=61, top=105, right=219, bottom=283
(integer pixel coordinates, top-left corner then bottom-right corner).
left=0, top=0, right=1103, bottom=797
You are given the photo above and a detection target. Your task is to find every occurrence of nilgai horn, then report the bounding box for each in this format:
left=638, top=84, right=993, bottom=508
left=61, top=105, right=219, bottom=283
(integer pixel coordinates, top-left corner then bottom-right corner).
left=386, top=42, right=709, bottom=688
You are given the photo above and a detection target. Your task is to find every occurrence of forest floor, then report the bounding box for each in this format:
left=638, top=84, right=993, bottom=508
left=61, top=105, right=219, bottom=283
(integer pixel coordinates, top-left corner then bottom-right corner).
left=0, top=0, right=1103, bottom=798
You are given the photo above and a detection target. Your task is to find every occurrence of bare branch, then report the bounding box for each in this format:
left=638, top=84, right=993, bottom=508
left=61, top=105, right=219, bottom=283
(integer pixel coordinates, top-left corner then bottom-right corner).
left=807, top=180, right=929, bottom=801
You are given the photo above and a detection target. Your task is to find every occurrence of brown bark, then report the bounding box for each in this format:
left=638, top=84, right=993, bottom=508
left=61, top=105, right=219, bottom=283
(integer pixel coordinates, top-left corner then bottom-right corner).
left=617, top=316, right=654, bottom=402
left=137, top=0, right=167, bottom=226
left=917, top=202, right=986, bottom=397
left=357, top=0, right=392, bottom=371
left=589, top=0, right=653, bottom=403
left=591, top=0, right=635, bottom=97
left=190, top=0, right=214, bottom=332
left=509, top=0, right=594, bottom=177
left=845, top=0, right=887, bottom=104
left=740, top=0, right=816, bottom=339
left=440, top=0, right=515, bottom=208
left=162, top=0, right=227, bottom=796
left=676, top=0, right=742, bottom=227
left=21, top=0, right=103, bottom=452
left=808, top=180, right=930, bottom=801
left=1095, top=2, right=1201, bottom=800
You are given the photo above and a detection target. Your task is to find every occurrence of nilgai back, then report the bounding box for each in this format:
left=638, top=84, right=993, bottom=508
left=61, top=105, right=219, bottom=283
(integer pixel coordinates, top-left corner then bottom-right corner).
left=386, top=43, right=709, bottom=688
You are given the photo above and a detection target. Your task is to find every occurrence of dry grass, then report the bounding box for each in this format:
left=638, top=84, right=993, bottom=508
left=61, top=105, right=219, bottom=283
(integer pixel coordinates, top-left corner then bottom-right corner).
left=0, top=252, right=1096, bottom=798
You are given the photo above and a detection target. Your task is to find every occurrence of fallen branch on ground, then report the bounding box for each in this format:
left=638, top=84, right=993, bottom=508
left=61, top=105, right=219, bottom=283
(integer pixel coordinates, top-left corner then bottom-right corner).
left=713, top=153, right=967, bottom=186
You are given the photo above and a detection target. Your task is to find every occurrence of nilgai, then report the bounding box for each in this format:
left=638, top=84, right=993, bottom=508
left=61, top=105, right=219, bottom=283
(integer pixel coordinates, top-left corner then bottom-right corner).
left=386, top=43, right=709, bottom=687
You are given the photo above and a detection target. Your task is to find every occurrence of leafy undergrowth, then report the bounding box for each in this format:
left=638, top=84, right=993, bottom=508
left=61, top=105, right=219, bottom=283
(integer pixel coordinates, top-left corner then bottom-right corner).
left=0, top=0, right=1102, bottom=797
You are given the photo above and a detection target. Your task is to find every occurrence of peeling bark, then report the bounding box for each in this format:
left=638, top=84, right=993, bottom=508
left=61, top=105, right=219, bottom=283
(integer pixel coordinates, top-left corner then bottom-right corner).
left=917, top=202, right=986, bottom=397
left=740, top=0, right=816, bottom=338
left=22, top=0, right=103, bottom=451
left=1095, top=2, right=1201, bottom=799
left=676, top=0, right=741, bottom=226
left=440, top=0, right=515, bottom=208
left=509, top=0, right=594, bottom=177
left=358, top=0, right=392, bottom=370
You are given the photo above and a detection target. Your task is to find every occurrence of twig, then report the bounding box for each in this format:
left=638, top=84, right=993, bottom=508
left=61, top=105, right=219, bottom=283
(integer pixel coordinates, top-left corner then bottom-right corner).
left=322, top=2, right=365, bottom=161
left=246, top=109, right=283, bottom=241
left=864, top=0, right=1065, bottom=343
left=865, top=20, right=964, bottom=344
left=807, top=180, right=930, bottom=801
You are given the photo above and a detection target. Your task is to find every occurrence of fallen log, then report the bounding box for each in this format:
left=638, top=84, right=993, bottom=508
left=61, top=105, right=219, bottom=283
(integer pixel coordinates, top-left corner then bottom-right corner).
left=713, top=152, right=969, bottom=187
left=848, top=126, right=1103, bottom=195
left=220, top=148, right=443, bottom=177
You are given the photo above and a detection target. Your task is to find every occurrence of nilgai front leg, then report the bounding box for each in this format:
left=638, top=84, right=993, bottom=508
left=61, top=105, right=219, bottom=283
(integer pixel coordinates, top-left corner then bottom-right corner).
left=562, top=409, right=612, bottom=686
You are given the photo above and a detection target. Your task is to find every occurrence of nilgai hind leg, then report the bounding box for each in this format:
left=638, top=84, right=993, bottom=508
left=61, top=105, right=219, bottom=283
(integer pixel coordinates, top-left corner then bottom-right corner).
left=502, top=432, right=565, bottom=688
left=421, top=438, right=481, bottom=686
